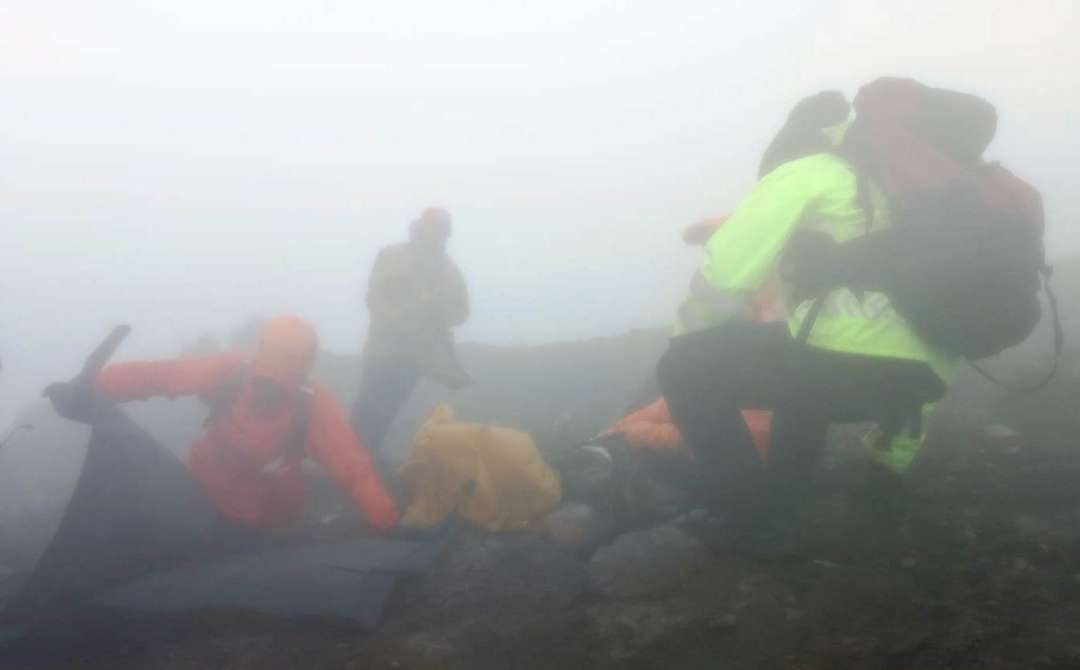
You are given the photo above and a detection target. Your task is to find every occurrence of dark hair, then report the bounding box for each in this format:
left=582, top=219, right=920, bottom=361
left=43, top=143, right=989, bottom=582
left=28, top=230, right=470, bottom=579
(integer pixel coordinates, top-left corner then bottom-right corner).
left=757, top=91, right=851, bottom=178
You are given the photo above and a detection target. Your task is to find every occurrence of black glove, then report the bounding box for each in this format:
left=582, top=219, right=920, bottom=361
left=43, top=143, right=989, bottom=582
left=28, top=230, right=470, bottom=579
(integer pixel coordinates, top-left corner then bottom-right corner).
left=43, top=380, right=99, bottom=424
left=779, top=229, right=847, bottom=305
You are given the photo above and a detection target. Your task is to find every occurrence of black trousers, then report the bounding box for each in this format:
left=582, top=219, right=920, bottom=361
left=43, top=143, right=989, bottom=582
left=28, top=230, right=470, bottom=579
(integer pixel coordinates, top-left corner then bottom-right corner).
left=352, top=356, right=422, bottom=457
left=657, top=321, right=945, bottom=522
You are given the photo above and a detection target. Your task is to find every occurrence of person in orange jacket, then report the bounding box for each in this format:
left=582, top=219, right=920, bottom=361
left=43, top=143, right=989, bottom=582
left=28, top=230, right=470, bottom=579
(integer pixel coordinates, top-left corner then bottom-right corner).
left=94, top=315, right=399, bottom=531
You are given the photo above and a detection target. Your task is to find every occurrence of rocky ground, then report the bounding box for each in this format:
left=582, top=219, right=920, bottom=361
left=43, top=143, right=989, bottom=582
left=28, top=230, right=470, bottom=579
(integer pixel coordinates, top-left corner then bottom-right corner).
left=6, top=295, right=1080, bottom=669
left=12, top=402, right=1080, bottom=670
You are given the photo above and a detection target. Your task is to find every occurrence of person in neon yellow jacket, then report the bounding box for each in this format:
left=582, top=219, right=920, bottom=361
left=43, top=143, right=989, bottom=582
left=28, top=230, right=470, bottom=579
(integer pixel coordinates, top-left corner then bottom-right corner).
left=657, top=122, right=955, bottom=554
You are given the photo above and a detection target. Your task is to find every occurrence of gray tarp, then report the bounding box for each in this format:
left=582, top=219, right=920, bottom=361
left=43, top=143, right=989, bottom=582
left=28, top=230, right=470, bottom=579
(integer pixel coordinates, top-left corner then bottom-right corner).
left=1, top=400, right=441, bottom=656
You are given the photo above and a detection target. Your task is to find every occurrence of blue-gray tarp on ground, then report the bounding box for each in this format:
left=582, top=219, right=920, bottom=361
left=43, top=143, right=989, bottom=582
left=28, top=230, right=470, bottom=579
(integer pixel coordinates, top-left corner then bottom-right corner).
left=98, top=537, right=431, bottom=626
left=1, top=401, right=438, bottom=654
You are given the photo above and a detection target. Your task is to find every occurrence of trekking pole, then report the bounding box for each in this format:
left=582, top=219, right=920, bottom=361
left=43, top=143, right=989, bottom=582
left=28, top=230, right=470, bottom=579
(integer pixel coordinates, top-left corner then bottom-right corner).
left=42, top=325, right=132, bottom=423
left=76, top=325, right=132, bottom=384
left=0, top=425, right=33, bottom=453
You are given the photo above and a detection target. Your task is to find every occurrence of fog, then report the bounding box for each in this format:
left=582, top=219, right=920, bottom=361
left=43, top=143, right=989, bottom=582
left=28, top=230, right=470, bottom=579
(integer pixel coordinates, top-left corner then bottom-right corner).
left=2, top=0, right=1078, bottom=427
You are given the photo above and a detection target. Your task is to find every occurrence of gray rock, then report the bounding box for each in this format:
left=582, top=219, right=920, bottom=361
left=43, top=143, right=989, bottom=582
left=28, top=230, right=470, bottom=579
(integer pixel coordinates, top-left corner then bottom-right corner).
left=587, top=598, right=737, bottom=661
left=387, top=530, right=590, bottom=665
left=983, top=423, right=1021, bottom=441
left=557, top=444, right=616, bottom=504
left=589, top=525, right=710, bottom=598
left=537, top=502, right=611, bottom=551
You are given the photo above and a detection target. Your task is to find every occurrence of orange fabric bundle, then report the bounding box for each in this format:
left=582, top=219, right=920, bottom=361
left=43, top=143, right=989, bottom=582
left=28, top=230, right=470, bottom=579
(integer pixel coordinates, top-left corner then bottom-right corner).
left=604, top=398, right=770, bottom=460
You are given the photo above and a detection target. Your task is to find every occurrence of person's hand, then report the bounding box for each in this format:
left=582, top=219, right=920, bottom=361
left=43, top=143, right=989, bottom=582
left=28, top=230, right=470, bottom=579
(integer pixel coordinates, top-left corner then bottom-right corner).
left=365, top=496, right=400, bottom=532
left=43, top=380, right=98, bottom=424
left=682, top=216, right=728, bottom=246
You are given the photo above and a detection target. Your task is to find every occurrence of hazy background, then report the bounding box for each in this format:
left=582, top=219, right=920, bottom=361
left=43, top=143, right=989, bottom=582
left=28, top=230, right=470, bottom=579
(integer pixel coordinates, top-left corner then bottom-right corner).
left=2, top=0, right=1078, bottom=427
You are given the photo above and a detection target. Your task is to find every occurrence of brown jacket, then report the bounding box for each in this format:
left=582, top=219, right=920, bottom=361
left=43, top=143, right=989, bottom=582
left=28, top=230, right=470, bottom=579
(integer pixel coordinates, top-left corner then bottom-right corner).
left=364, top=242, right=469, bottom=381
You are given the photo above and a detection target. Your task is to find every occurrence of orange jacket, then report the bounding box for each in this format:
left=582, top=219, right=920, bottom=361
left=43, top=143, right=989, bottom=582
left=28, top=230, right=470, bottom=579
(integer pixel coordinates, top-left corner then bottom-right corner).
left=605, top=398, right=771, bottom=460
left=604, top=398, right=684, bottom=454
left=96, top=353, right=398, bottom=530
left=609, top=214, right=782, bottom=460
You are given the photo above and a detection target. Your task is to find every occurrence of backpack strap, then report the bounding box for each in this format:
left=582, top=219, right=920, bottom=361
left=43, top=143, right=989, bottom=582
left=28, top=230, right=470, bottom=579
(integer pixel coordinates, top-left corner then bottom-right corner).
left=969, top=265, right=1064, bottom=392
left=203, top=366, right=247, bottom=428
left=203, top=365, right=316, bottom=474
left=255, top=385, right=315, bottom=475
left=795, top=295, right=826, bottom=344
left=279, top=385, right=315, bottom=467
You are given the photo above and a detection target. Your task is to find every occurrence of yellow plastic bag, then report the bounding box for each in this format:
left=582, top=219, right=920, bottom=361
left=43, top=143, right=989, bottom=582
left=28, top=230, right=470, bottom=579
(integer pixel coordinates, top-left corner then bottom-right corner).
left=399, top=405, right=562, bottom=532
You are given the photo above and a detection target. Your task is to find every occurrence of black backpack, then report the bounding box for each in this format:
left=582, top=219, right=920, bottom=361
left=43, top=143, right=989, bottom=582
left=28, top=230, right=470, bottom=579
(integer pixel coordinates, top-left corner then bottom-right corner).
left=782, top=171, right=1061, bottom=387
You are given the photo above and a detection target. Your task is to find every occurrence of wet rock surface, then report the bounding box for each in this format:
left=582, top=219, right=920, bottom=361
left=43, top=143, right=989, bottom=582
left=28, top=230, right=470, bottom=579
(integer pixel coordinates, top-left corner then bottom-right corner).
left=535, top=501, right=611, bottom=552
left=589, top=525, right=709, bottom=598
left=369, top=530, right=591, bottom=669
left=14, top=356, right=1080, bottom=670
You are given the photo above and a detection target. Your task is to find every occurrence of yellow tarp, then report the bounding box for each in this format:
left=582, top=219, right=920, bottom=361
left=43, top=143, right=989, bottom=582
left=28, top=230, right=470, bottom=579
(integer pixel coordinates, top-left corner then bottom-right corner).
left=399, top=405, right=562, bottom=532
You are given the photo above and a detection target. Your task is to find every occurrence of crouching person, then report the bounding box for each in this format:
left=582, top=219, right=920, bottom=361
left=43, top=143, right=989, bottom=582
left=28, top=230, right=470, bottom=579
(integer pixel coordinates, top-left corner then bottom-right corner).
left=658, top=89, right=967, bottom=555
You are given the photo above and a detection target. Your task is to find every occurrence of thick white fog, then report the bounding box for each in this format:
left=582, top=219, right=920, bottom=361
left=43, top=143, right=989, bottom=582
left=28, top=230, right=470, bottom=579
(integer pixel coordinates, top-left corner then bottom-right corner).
left=2, top=0, right=1078, bottom=426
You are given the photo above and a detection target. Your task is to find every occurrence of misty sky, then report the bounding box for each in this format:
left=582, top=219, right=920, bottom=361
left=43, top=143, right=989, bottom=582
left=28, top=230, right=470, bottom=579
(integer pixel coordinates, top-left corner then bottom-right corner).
left=2, top=0, right=1078, bottom=425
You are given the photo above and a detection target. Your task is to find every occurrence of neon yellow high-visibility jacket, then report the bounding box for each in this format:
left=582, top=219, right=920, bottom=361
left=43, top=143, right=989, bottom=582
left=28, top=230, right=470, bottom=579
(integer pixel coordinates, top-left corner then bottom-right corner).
left=700, top=152, right=957, bottom=380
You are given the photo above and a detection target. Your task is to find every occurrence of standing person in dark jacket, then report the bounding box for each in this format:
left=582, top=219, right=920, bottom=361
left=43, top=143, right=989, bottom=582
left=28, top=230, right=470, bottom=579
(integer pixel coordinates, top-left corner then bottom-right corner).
left=353, top=207, right=471, bottom=459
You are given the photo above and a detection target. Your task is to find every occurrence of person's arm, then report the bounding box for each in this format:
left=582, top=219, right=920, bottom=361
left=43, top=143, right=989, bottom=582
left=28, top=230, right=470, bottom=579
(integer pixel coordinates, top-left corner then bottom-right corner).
left=95, top=353, right=245, bottom=403
left=365, top=249, right=403, bottom=325
left=698, top=155, right=843, bottom=298
left=682, top=216, right=728, bottom=246
left=304, top=383, right=399, bottom=530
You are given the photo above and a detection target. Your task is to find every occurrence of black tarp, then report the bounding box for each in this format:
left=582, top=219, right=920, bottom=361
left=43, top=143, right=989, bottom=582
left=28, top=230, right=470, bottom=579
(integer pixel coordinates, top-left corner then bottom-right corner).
left=1, top=401, right=441, bottom=655
left=98, top=537, right=434, bottom=625
left=4, top=402, right=221, bottom=624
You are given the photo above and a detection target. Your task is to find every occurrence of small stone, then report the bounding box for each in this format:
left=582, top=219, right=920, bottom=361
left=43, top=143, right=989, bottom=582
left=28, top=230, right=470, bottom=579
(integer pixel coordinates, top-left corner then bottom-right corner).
left=1015, top=515, right=1049, bottom=536
left=984, top=424, right=1021, bottom=441
left=901, top=557, right=918, bottom=568
left=711, top=613, right=738, bottom=629
left=538, top=502, right=608, bottom=550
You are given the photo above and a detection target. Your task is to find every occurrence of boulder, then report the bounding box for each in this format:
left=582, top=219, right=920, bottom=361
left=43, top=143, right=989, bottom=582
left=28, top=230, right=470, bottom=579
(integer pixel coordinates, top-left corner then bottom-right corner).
left=536, top=502, right=611, bottom=552
left=589, top=525, right=709, bottom=599
left=386, top=530, right=590, bottom=666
